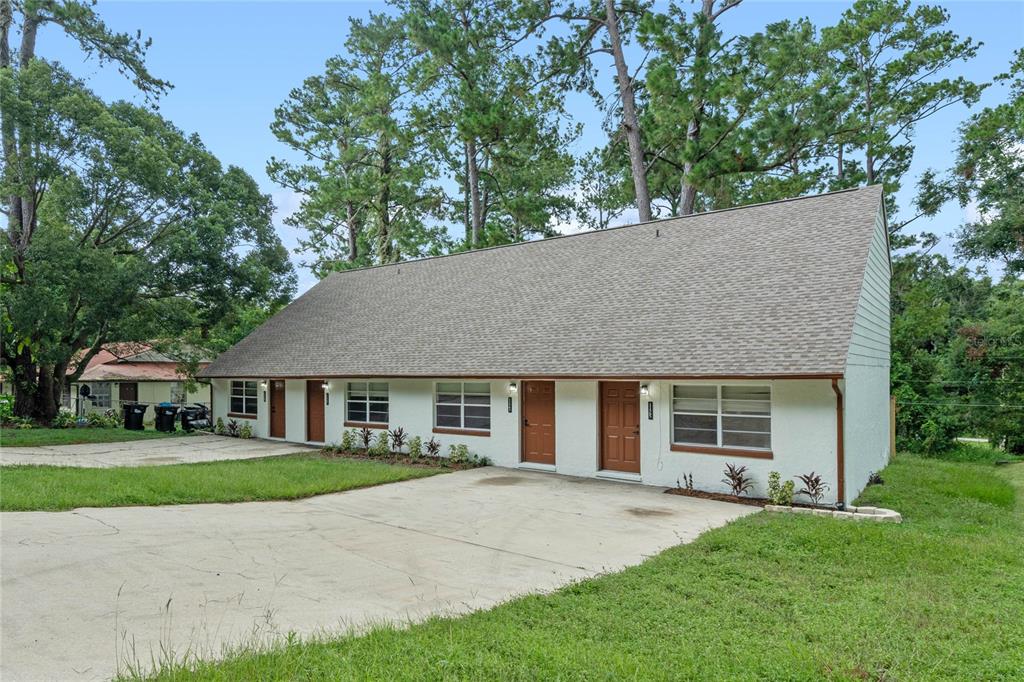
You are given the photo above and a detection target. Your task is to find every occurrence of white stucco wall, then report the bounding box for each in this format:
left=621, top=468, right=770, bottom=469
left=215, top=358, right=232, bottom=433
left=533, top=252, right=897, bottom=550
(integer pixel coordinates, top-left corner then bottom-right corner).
left=211, top=376, right=840, bottom=502
left=843, top=203, right=892, bottom=503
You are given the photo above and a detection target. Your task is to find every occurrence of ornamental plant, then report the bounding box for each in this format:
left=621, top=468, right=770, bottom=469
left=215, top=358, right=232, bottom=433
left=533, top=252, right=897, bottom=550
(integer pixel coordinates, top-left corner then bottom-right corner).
left=424, top=437, right=441, bottom=457
left=407, top=436, right=423, bottom=459
left=767, top=471, right=795, bottom=506
left=722, top=463, right=754, bottom=497
left=340, top=429, right=354, bottom=452
left=359, top=427, right=373, bottom=450
left=239, top=423, right=253, bottom=439
left=795, top=472, right=830, bottom=506
left=388, top=427, right=407, bottom=453
left=370, top=431, right=390, bottom=457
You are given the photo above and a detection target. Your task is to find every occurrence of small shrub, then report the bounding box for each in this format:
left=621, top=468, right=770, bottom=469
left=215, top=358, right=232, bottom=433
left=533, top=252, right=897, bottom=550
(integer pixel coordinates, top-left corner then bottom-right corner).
left=86, top=412, right=107, bottom=428
left=408, top=436, right=423, bottom=459
left=359, top=427, right=373, bottom=450
left=7, top=415, right=34, bottom=429
left=239, top=423, right=253, bottom=439
left=678, top=472, right=695, bottom=490
left=722, top=463, right=754, bottom=497
left=215, top=417, right=225, bottom=435
left=102, top=409, right=122, bottom=428
left=425, top=437, right=441, bottom=457
left=767, top=471, right=795, bottom=506
left=0, top=394, right=13, bottom=423
left=340, top=429, right=355, bottom=452
left=795, top=471, right=830, bottom=506
left=448, top=443, right=470, bottom=464
left=388, top=427, right=408, bottom=454
left=226, top=419, right=241, bottom=438
left=370, top=431, right=390, bottom=457
left=51, top=408, right=76, bottom=429
left=867, top=470, right=884, bottom=486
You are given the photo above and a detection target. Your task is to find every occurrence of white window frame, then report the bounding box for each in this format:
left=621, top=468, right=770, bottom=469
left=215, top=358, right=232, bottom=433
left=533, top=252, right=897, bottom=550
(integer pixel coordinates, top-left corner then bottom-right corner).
left=230, top=380, right=258, bottom=416
left=91, top=382, right=112, bottom=408
left=345, top=382, right=389, bottom=425
left=671, top=384, right=772, bottom=451
left=434, top=382, right=491, bottom=433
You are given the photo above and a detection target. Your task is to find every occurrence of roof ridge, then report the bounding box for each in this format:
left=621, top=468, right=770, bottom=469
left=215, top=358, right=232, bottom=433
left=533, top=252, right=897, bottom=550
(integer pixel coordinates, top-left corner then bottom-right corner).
left=319, top=185, right=882, bottom=281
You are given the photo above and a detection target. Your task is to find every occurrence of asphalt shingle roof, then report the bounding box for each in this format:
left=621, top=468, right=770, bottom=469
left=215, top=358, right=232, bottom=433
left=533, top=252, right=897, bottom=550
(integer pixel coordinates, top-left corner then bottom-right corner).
left=200, top=186, right=885, bottom=379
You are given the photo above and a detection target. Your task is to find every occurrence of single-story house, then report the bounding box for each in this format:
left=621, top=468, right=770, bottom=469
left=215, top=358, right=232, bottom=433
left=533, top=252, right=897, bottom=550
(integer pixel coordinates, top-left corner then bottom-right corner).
left=200, top=186, right=891, bottom=505
left=69, top=344, right=211, bottom=415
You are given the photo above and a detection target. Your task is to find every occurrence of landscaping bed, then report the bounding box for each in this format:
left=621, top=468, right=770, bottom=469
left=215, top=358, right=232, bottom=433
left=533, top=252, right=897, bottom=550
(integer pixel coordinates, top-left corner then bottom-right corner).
left=665, top=485, right=814, bottom=508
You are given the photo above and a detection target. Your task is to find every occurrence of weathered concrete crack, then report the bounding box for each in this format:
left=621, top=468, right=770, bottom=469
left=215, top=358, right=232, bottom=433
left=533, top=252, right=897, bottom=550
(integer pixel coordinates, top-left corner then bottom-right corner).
left=72, top=511, right=121, bottom=536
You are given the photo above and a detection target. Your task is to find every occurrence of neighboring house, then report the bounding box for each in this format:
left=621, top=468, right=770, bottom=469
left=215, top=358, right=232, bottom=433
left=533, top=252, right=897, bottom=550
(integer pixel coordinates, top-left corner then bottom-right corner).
left=69, top=344, right=211, bottom=415
left=200, top=187, right=891, bottom=505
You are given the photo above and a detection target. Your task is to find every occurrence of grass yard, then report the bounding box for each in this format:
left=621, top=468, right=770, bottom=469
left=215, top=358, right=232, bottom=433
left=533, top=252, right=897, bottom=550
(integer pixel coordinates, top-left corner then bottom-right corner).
left=0, top=454, right=444, bottom=511
left=0, top=427, right=187, bottom=448
left=135, top=452, right=1024, bottom=681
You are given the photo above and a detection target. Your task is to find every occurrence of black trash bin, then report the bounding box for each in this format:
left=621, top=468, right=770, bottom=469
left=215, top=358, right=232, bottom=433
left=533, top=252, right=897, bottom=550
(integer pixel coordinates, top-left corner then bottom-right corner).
left=123, top=403, right=147, bottom=431
left=154, top=404, right=178, bottom=433
left=181, top=404, right=210, bottom=432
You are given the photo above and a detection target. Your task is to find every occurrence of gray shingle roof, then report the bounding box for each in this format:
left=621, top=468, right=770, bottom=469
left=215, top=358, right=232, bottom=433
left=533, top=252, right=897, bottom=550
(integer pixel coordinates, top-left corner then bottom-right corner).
left=201, top=186, right=885, bottom=379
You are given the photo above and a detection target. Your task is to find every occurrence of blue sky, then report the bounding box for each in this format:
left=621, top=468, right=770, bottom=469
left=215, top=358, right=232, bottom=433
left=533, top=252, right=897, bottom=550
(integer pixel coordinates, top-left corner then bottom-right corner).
left=38, top=0, right=1024, bottom=293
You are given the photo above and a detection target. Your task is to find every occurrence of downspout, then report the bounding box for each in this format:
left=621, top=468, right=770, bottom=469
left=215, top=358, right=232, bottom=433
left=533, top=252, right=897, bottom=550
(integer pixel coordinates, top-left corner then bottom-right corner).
left=832, top=378, right=845, bottom=509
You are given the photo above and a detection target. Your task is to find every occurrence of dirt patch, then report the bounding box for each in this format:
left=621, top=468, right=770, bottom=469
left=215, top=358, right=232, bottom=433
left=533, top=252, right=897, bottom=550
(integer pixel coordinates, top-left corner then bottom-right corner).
left=477, top=475, right=528, bottom=486
left=625, top=506, right=676, bottom=518
left=318, top=449, right=484, bottom=471
left=665, top=487, right=820, bottom=509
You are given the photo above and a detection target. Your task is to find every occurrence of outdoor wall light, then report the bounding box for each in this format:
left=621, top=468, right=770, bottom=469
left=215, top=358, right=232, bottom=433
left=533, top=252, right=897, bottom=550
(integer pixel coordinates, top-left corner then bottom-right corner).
left=322, top=381, right=330, bottom=405
left=640, top=384, right=650, bottom=397
left=508, top=382, right=518, bottom=394
left=260, top=381, right=268, bottom=390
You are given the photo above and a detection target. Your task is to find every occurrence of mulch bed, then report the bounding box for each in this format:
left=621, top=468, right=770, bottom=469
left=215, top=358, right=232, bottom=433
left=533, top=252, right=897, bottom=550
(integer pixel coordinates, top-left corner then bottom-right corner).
left=665, top=487, right=820, bottom=509
left=317, top=448, right=482, bottom=471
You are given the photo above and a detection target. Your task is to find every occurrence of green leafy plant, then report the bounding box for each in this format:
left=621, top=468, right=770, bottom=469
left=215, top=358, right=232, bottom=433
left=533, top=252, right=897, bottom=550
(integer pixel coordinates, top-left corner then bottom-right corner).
left=340, top=429, right=355, bottom=452
left=6, top=415, right=34, bottom=429
left=102, top=409, right=122, bottom=428
left=868, top=471, right=884, bottom=486
left=795, top=472, right=830, bottom=506
left=408, top=436, right=423, bottom=459
left=359, top=427, right=373, bottom=450
left=239, top=423, right=253, bottom=439
left=0, top=395, right=14, bottom=423
left=370, top=431, right=390, bottom=457
left=86, top=412, right=107, bottom=428
left=51, top=409, right=76, bottom=429
left=722, top=463, right=754, bottom=497
left=425, top=437, right=441, bottom=457
left=448, top=443, right=470, bottom=464
left=226, top=419, right=241, bottom=437
left=215, top=417, right=225, bottom=435
left=388, top=427, right=407, bottom=453
left=767, top=471, right=795, bottom=506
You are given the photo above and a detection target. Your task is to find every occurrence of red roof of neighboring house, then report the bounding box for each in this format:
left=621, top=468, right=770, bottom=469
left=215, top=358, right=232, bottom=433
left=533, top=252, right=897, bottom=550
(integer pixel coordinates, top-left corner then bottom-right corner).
left=71, top=344, right=209, bottom=383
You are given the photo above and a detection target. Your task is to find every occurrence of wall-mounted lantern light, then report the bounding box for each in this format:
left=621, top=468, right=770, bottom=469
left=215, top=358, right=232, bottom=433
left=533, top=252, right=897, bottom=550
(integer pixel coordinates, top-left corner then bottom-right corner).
left=507, top=382, right=518, bottom=394
left=322, top=381, right=330, bottom=405
left=640, top=384, right=650, bottom=397
left=260, top=381, right=268, bottom=402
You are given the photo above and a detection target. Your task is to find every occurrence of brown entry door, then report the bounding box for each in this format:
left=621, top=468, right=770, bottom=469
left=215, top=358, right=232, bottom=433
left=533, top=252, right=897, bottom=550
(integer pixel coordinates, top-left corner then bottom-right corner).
left=270, top=380, right=286, bottom=438
left=600, top=382, right=641, bottom=473
left=306, top=380, right=325, bottom=442
left=118, top=382, right=138, bottom=403
left=522, top=381, right=556, bottom=465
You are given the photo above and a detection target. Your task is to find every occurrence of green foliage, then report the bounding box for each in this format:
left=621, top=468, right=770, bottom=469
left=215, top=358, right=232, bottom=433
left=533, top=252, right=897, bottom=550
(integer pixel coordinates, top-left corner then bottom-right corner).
left=0, top=395, right=12, bottom=423
left=214, top=417, right=225, bottom=436
left=388, top=427, right=407, bottom=453
left=448, top=443, right=470, bottom=464
left=340, top=429, right=355, bottom=452
left=226, top=420, right=241, bottom=438
left=721, top=463, right=753, bottom=497
left=766, top=471, right=795, bottom=506
left=407, top=435, right=423, bottom=459
left=51, top=409, right=76, bottom=429
left=239, top=423, right=253, bottom=440
left=370, top=431, right=390, bottom=457
left=0, top=427, right=181, bottom=447
left=795, top=471, right=830, bottom=506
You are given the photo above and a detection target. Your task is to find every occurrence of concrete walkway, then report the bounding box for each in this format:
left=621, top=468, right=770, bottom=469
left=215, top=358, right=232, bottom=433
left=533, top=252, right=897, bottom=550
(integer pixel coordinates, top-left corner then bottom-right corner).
left=0, top=433, right=313, bottom=468
left=0, top=467, right=755, bottom=680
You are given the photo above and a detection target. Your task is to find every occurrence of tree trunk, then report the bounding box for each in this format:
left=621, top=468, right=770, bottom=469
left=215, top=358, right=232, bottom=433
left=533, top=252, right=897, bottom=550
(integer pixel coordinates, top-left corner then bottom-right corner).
left=604, top=0, right=652, bottom=223
left=466, top=138, right=482, bottom=246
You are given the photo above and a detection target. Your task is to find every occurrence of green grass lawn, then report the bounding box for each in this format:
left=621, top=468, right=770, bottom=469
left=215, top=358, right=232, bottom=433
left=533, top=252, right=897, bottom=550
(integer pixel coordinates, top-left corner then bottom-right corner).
left=0, top=454, right=444, bottom=511
left=133, top=453, right=1024, bottom=681
left=0, top=427, right=188, bottom=447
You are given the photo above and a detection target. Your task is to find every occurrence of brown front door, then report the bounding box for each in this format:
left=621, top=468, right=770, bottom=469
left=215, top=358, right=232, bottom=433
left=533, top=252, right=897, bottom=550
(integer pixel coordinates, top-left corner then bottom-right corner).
left=118, top=382, right=138, bottom=403
left=306, top=380, right=325, bottom=442
left=600, top=381, right=641, bottom=473
left=270, top=380, right=286, bottom=438
left=521, top=381, right=556, bottom=465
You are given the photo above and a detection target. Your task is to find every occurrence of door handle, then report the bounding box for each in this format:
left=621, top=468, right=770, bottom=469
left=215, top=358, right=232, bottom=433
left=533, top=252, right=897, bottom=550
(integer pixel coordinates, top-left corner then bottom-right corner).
left=523, top=418, right=529, bottom=426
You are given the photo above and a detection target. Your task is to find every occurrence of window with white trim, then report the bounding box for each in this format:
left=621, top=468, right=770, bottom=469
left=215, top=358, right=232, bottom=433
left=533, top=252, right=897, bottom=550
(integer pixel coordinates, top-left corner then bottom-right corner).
left=435, top=382, right=491, bottom=431
left=91, top=382, right=112, bottom=408
left=230, top=380, right=258, bottom=415
left=346, top=382, right=389, bottom=424
left=672, top=385, right=771, bottom=450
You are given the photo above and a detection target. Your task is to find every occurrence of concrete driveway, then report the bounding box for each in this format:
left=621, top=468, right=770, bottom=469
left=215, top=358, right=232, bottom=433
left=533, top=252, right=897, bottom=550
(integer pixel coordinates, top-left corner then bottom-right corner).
left=1, top=467, right=756, bottom=681
left=0, top=433, right=313, bottom=468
